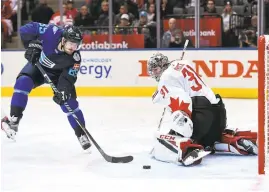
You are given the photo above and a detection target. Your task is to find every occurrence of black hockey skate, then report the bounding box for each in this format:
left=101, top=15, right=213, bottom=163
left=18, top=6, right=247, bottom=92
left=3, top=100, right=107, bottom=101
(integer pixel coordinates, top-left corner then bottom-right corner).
left=237, top=139, right=258, bottom=155
left=1, top=116, right=20, bottom=140
left=78, top=134, right=91, bottom=150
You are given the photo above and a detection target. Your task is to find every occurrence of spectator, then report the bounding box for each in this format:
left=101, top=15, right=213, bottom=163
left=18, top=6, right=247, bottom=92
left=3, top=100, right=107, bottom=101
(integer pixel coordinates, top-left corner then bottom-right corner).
left=250, top=1, right=257, bottom=15
left=161, top=18, right=178, bottom=48
left=49, top=3, right=73, bottom=26
left=143, top=21, right=157, bottom=48
left=222, top=1, right=237, bottom=32
left=134, top=11, right=148, bottom=34
left=169, top=29, right=193, bottom=48
left=142, top=0, right=154, bottom=11
left=28, top=0, right=38, bottom=13
left=160, top=0, right=173, bottom=19
left=113, top=1, right=137, bottom=17
left=114, top=13, right=133, bottom=34
left=115, top=4, right=135, bottom=25
left=162, top=17, right=194, bottom=48
left=122, top=0, right=139, bottom=19
left=66, top=0, right=78, bottom=19
left=239, top=15, right=257, bottom=48
left=1, top=0, right=13, bottom=40
left=221, top=1, right=238, bottom=47
left=133, top=0, right=144, bottom=10
left=204, top=0, right=217, bottom=14
left=20, top=0, right=30, bottom=22
left=147, top=3, right=156, bottom=22
left=10, top=0, right=22, bottom=32
left=96, top=0, right=115, bottom=34
left=31, top=0, right=54, bottom=24
left=74, top=5, right=94, bottom=27
left=88, top=0, right=102, bottom=21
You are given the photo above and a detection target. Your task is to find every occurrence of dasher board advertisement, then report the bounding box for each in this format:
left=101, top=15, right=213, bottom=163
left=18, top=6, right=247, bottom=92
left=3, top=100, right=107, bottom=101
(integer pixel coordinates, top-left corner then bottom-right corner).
left=1, top=49, right=257, bottom=98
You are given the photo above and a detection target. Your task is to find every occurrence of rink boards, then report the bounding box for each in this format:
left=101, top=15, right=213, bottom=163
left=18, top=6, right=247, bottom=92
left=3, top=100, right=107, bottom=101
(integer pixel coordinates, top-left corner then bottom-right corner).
left=1, top=49, right=258, bottom=98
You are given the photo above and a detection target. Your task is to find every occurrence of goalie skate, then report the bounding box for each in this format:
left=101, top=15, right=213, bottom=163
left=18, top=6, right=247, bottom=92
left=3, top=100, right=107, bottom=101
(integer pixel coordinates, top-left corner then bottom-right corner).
left=237, top=139, right=258, bottom=155
left=180, top=149, right=211, bottom=166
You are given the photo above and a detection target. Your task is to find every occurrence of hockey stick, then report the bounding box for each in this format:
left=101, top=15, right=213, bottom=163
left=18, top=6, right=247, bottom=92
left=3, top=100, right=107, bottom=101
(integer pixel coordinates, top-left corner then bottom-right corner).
left=157, top=39, right=189, bottom=131
left=35, top=62, right=133, bottom=163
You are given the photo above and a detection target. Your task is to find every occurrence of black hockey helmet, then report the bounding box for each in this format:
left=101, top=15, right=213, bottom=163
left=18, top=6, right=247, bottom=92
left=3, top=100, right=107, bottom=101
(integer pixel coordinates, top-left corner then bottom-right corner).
left=62, top=25, right=83, bottom=45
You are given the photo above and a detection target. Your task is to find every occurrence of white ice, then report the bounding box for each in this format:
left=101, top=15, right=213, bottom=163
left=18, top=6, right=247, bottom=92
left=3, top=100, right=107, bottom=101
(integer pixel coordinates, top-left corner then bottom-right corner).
left=1, top=97, right=268, bottom=192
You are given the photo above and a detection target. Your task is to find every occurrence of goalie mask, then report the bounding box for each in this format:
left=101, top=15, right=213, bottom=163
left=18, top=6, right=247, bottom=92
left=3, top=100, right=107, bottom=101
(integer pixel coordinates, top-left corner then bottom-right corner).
left=147, top=53, right=169, bottom=81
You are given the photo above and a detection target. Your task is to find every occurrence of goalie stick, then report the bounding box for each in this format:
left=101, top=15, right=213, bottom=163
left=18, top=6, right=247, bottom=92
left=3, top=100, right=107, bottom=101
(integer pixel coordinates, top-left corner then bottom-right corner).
left=157, top=39, right=189, bottom=131
left=35, top=62, right=133, bottom=163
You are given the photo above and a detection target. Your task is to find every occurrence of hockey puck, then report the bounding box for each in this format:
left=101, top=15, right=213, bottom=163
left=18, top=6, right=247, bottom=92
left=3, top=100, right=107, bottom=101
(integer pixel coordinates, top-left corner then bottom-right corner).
left=143, top=165, right=151, bottom=169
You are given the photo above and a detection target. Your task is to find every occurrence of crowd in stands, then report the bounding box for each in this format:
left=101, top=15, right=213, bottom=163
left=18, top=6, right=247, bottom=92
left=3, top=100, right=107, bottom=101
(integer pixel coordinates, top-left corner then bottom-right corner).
left=1, top=0, right=269, bottom=49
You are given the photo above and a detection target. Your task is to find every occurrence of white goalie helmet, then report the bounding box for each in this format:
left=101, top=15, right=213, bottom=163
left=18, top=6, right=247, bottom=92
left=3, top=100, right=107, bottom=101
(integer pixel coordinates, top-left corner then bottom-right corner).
left=170, top=111, right=193, bottom=138
left=147, top=52, right=169, bottom=81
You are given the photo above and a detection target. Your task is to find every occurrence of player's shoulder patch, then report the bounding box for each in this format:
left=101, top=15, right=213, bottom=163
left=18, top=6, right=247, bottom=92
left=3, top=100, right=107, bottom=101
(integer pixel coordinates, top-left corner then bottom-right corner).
left=72, top=51, right=81, bottom=62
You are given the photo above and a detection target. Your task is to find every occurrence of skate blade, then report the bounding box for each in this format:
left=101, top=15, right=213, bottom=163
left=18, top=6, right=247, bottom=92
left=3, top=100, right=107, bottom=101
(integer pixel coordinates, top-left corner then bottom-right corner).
left=1, top=123, right=16, bottom=141
left=84, top=147, right=92, bottom=154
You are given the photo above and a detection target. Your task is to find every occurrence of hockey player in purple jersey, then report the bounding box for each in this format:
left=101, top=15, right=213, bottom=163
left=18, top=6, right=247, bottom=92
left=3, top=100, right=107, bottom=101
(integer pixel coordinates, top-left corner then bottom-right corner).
left=1, top=22, right=91, bottom=150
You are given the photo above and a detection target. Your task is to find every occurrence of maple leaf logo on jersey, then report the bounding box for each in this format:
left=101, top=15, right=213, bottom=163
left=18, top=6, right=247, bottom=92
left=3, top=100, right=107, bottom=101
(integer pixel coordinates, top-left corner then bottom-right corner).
left=168, top=97, right=192, bottom=117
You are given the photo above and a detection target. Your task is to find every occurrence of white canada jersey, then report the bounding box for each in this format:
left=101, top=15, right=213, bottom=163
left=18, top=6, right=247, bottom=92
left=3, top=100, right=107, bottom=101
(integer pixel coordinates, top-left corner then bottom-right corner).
left=152, top=59, right=219, bottom=115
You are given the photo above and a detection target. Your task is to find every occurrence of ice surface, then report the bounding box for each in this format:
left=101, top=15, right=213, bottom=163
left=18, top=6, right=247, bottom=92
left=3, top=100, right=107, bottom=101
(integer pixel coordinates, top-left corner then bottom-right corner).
left=1, top=97, right=268, bottom=192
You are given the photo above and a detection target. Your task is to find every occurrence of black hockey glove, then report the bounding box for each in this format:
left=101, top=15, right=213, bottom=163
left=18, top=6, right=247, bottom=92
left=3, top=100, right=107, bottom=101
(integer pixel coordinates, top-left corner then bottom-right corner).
left=24, top=40, right=43, bottom=65
left=53, top=90, right=71, bottom=105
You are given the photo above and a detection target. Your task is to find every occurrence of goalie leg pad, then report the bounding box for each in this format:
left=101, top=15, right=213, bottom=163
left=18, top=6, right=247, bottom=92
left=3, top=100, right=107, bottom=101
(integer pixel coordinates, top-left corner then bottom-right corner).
left=224, top=129, right=257, bottom=144
left=152, top=132, right=206, bottom=166
left=214, top=130, right=258, bottom=155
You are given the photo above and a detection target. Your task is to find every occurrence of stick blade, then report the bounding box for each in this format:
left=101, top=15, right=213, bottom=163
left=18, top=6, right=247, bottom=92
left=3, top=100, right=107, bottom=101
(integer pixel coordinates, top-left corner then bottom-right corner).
left=105, top=155, right=134, bottom=163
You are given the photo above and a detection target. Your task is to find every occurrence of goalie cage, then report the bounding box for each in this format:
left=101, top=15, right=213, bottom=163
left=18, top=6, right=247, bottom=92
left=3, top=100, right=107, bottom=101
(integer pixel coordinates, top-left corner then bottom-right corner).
left=258, top=35, right=269, bottom=175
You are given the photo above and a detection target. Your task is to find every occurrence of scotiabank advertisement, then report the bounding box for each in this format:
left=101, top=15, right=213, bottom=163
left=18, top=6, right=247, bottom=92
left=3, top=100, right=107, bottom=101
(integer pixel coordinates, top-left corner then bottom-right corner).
left=1, top=50, right=258, bottom=98
left=163, top=17, right=222, bottom=47
left=82, top=34, right=145, bottom=49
